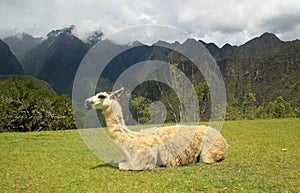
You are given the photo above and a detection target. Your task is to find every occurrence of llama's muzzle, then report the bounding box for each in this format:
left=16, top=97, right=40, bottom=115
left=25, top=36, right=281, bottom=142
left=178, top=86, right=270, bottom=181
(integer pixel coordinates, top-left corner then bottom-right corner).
left=85, top=99, right=94, bottom=110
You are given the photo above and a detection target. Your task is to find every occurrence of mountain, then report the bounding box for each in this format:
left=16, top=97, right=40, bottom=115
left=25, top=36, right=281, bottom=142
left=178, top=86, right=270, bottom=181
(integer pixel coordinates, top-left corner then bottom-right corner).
left=17, top=28, right=299, bottom=111
left=85, top=31, right=103, bottom=46
left=172, top=34, right=299, bottom=108
left=219, top=40, right=300, bottom=107
left=22, top=26, right=89, bottom=95
left=238, top=32, right=287, bottom=57
left=201, top=33, right=288, bottom=61
left=101, top=33, right=299, bottom=109
left=0, top=39, right=24, bottom=75
left=3, top=33, right=42, bottom=63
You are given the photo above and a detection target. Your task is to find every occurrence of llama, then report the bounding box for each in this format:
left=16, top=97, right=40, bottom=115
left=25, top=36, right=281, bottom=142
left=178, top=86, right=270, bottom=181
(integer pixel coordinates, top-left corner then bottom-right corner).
left=85, top=88, right=228, bottom=170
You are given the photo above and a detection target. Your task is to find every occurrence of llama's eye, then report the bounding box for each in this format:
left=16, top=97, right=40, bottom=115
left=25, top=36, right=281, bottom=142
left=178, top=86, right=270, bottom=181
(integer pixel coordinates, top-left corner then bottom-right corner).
left=98, top=95, right=106, bottom=99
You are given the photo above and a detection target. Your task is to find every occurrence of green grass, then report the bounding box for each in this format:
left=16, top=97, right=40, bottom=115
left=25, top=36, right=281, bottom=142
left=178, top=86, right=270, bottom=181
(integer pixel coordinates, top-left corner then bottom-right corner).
left=0, top=118, right=299, bottom=192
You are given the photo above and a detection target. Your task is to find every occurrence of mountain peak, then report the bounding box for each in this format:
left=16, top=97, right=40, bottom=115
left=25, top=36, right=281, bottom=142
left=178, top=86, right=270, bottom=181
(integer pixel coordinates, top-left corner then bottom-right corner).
left=221, top=43, right=233, bottom=49
left=22, top=26, right=89, bottom=94
left=85, top=31, right=103, bottom=46
left=243, top=32, right=282, bottom=47
left=183, top=38, right=198, bottom=45
left=46, top=25, right=76, bottom=39
left=238, top=32, right=285, bottom=57
left=3, top=33, right=42, bottom=43
left=259, top=32, right=280, bottom=41
left=3, top=33, right=42, bottom=63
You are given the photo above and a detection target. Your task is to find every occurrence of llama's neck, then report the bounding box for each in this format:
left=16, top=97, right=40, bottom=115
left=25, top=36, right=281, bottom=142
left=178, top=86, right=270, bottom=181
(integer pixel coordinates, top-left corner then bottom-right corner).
left=102, top=100, right=134, bottom=146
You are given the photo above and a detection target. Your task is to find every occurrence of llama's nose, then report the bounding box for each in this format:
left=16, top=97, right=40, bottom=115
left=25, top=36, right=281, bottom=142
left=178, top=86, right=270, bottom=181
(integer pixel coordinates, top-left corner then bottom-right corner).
left=85, top=99, right=94, bottom=110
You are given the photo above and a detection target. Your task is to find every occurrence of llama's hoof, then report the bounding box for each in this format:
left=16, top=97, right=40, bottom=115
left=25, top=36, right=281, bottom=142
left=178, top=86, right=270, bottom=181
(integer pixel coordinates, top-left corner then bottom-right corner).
left=118, top=162, right=131, bottom=170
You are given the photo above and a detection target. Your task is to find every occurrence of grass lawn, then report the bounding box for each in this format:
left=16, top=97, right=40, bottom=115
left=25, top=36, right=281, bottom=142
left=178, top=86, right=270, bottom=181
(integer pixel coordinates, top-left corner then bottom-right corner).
left=0, top=118, right=299, bottom=192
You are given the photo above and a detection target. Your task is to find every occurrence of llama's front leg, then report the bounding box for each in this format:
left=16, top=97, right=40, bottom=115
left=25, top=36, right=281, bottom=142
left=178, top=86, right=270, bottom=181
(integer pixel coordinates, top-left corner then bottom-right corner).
left=118, top=149, right=134, bottom=170
left=118, top=161, right=133, bottom=170
left=118, top=149, right=158, bottom=170
left=133, top=150, right=157, bottom=170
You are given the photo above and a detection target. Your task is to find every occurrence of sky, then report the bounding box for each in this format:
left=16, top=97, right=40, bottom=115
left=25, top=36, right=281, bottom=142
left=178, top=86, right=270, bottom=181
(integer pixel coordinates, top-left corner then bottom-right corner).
left=1, top=0, right=300, bottom=47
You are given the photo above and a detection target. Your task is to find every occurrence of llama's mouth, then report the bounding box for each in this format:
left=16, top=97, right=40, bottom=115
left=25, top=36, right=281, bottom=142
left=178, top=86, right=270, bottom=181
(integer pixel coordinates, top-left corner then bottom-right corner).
left=85, top=100, right=94, bottom=110
left=86, top=105, right=92, bottom=110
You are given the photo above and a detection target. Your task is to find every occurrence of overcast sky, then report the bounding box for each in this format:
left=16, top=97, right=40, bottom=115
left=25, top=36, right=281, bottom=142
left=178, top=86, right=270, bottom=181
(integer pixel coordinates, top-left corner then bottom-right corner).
left=1, top=0, right=300, bottom=47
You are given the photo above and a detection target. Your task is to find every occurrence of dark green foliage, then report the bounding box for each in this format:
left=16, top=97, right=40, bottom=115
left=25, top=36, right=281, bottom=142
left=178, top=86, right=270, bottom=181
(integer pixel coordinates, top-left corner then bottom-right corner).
left=220, top=41, right=300, bottom=112
left=0, top=76, right=78, bottom=132
left=196, top=83, right=210, bottom=121
left=267, top=96, right=294, bottom=118
left=130, top=96, right=151, bottom=123
left=128, top=61, right=211, bottom=123
left=129, top=81, right=180, bottom=124
left=225, top=91, right=297, bottom=120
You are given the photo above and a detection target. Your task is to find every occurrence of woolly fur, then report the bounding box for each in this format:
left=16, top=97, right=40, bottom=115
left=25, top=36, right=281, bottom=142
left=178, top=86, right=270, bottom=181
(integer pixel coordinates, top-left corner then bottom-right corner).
left=85, top=88, right=228, bottom=170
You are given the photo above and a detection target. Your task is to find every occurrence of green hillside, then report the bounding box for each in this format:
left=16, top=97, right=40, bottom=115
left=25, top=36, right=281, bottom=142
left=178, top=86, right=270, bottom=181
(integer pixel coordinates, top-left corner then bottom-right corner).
left=220, top=41, right=300, bottom=108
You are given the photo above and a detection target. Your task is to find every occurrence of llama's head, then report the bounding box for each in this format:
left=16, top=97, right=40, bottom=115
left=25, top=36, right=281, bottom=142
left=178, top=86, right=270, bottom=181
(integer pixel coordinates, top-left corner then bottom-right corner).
left=85, top=87, right=124, bottom=110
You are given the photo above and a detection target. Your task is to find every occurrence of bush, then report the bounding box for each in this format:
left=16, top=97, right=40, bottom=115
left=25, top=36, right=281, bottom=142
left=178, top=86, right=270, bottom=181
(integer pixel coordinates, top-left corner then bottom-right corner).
left=129, top=96, right=151, bottom=124
left=0, top=76, right=78, bottom=132
left=267, top=96, right=295, bottom=118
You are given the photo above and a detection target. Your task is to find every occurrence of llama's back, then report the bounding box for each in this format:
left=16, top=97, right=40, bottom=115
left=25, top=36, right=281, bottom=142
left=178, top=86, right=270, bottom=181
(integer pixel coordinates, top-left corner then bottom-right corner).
left=158, top=125, right=228, bottom=166
left=127, top=124, right=227, bottom=166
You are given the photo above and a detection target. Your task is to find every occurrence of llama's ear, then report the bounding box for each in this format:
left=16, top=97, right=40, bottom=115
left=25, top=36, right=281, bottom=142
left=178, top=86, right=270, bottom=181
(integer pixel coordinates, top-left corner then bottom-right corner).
left=110, top=87, right=124, bottom=98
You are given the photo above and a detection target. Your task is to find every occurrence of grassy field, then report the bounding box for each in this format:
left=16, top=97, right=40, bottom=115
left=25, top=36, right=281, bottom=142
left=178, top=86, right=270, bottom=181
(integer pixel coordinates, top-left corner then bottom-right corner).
left=0, top=118, right=299, bottom=192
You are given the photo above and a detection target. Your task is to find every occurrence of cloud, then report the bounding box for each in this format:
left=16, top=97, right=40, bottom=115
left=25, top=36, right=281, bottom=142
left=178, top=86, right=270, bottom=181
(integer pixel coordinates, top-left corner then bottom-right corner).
left=103, top=25, right=190, bottom=45
left=0, top=0, right=299, bottom=46
left=261, top=13, right=300, bottom=33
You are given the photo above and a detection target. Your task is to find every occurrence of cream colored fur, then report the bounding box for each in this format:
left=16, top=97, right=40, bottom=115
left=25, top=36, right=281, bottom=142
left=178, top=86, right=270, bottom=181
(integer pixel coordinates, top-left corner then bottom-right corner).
left=85, top=88, right=228, bottom=170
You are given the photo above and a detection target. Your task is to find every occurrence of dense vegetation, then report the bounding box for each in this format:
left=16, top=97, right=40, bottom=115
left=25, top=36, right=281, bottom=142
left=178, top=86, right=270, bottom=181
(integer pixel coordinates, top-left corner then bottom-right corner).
left=128, top=61, right=299, bottom=124
left=1, top=30, right=299, bottom=130
left=129, top=84, right=299, bottom=123
left=0, top=73, right=298, bottom=132
left=0, top=76, right=78, bottom=132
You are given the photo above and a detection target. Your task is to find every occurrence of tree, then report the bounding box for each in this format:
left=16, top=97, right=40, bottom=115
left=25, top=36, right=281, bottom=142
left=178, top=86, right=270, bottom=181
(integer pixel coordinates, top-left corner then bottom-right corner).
left=196, top=83, right=210, bottom=120
left=130, top=96, right=151, bottom=124
left=242, top=92, right=257, bottom=119
left=267, top=96, right=294, bottom=118
left=0, top=76, right=78, bottom=132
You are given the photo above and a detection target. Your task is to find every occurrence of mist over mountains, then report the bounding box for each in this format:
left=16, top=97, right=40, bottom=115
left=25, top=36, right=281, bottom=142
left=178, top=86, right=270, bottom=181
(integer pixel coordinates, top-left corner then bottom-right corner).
left=0, top=26, right=299, bottom=110
left=3, top=33, right=42, bottom=63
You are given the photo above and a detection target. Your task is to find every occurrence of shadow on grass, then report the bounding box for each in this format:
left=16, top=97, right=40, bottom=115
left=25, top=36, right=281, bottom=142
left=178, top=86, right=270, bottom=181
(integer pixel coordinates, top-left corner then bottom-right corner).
left=91, top=162, right=118, bottom=169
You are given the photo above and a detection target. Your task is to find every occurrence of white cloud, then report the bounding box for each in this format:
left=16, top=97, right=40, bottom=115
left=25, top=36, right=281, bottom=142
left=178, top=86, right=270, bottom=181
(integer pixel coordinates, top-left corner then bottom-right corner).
left=0, top=0, right=299, bottom=46
left=137, top=13, right=157, bottom=24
